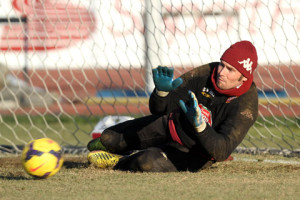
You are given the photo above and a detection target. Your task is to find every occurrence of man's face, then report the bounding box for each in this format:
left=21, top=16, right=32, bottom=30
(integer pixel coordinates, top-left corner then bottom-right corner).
left=216, top=61, right=247, bottom=90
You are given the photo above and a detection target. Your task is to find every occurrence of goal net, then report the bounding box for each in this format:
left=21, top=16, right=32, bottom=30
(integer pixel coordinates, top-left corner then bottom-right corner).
left=0, top=0, right=299, bottom=156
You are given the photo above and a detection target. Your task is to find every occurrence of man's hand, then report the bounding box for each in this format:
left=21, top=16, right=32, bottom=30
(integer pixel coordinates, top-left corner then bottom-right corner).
left=179, top=91, right=206, bottom=132
left=152, top=66, right=183, bottom=92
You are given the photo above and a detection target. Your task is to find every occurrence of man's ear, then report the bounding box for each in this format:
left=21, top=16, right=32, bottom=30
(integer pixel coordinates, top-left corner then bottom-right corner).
left=242, top=76, right=248, bottom=82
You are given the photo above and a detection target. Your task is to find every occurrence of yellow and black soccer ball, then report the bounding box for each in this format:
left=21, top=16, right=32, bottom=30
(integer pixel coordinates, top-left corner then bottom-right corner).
left=21, top=138, right=64, bottom=179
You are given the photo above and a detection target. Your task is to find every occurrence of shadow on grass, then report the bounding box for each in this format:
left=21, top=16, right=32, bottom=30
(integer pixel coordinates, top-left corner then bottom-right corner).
left=0, top=175, right=32, bottom=180
left=63, top=161, right=90, bottom=169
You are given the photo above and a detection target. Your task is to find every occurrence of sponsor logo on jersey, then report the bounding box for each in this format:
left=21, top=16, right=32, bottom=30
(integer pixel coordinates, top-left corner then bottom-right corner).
left=201, top=87, right=215, bottom=99
left=198, top=104, right=212, bottom=126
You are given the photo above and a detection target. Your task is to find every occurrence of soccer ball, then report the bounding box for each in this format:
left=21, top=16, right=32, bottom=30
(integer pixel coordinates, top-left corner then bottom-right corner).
left=21, top=138, right=64, bottom=179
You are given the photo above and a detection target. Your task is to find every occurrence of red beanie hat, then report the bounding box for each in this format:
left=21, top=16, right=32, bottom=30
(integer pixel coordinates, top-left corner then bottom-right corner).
left=220, top=41, right=258, bottom=79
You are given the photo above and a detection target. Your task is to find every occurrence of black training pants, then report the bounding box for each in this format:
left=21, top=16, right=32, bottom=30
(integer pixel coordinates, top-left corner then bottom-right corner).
left=100, top=115, right=213, bottom=172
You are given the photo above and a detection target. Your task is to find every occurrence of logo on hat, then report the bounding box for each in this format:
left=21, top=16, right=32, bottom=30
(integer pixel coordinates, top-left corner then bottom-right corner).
left=238, top=58, right=253, bottom=74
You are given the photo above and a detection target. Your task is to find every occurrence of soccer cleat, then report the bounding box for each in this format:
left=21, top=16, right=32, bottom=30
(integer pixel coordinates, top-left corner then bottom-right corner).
left=87, top=150, right=122, bottom=168
left=87, top=137, right=107, bottom=151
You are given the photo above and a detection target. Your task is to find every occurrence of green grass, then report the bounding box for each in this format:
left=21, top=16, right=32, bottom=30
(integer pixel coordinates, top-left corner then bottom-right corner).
left=0, top=153, right=299, bottom=200
left=243, top=117, right=300, bottom=150
left=0, top=115, right=100, bottom=147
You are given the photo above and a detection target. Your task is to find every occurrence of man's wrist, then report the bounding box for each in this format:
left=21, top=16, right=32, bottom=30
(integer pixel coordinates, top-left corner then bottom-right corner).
left=195, top=121, right=206, bottom=133
left=156, top=89, right=169, bottom=97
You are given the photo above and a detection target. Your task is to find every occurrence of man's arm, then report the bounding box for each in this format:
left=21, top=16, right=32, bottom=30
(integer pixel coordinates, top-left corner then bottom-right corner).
left=149, top=64, right=213, bottom=115
left=152, top=66, right=183, bottom=96
left=177, top=84, right=258, bottom=161
left=195, top=85, right=258, bottom=161
left=149, top=66, right=182, bottom=115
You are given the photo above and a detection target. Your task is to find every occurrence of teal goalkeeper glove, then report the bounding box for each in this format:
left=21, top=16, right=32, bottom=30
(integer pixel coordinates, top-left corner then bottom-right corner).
left=179, top=91, right=206, bottom=132
left=152, top=66, right=183, bottom=93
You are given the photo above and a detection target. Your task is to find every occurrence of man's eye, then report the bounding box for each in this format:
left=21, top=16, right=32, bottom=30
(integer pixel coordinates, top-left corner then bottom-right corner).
left=227, top=67, right=234, bottom=72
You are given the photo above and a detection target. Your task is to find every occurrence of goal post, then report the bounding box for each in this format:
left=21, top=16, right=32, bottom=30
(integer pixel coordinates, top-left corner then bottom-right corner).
left=0, top=0, right=299, bottom=156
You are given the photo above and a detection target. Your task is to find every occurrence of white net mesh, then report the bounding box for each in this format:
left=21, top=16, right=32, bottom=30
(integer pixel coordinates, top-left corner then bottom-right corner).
left=0, top=0, right=299, bottom=155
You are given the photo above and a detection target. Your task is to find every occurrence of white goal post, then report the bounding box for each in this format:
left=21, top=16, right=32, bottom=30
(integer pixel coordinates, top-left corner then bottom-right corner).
left=0, top=0, right=299, bottom=155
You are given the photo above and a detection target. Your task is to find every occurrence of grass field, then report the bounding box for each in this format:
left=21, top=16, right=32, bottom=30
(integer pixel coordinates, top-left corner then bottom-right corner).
left=0, top=153, right=299, bottom=200
left=0, top=115, right=299, bottom=199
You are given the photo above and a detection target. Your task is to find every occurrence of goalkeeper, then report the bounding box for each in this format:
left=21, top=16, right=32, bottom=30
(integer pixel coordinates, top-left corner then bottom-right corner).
left=87, top=41, right=259, bottom=172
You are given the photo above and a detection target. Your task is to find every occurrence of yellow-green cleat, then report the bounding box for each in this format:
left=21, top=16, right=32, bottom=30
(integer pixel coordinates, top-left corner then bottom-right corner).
left=87, top=138, right=107, bottom=151
left=87, top=150, right=122, bottom=168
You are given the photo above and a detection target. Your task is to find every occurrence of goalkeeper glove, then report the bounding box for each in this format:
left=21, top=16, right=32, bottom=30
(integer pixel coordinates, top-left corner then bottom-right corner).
left=152, top=66, right=183, bottom=97
left=179, top=91, right=206, bottom=132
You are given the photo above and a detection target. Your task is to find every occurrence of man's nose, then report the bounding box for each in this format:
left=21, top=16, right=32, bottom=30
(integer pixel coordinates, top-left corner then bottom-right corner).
left=219, top=66, right=227, bottom=76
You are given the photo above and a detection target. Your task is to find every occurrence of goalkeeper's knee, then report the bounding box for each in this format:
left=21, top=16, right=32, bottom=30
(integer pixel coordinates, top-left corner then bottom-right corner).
left=100, top=130, right=127, bottom=153
left=115, top=148, right=177, bottom=172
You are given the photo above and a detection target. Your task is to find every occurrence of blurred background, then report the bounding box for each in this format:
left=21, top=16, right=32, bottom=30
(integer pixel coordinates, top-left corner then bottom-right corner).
left=0, top=0, right=298, bottom=155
